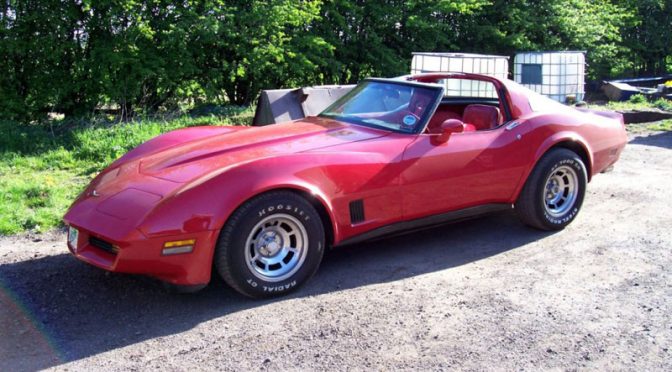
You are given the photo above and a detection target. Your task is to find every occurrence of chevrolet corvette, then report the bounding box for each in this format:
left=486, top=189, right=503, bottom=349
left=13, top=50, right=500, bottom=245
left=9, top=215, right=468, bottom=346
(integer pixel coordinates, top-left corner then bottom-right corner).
left=64, top=73, right=627, bottom=298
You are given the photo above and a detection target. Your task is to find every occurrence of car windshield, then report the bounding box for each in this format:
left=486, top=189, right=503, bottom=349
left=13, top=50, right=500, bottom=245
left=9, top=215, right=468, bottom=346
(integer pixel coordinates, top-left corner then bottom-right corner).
left=319, top=80, right=443, bottom=133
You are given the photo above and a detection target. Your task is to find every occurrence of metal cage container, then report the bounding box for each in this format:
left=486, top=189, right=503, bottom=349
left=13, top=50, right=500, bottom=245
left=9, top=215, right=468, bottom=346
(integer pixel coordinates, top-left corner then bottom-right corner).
left=411, top=53, right=510, bottom=98
left=514, top=51, right=586, bottom=103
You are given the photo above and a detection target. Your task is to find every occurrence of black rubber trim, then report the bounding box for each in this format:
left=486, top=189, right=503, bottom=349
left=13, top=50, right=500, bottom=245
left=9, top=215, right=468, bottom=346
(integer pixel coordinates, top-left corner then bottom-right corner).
left=89, top=236, right=117, bottom=255
left=498, top=87, right=513, bottom=121
left=349, top=199, right=366, bottom=224
left=336, top=203, right=512, bottom=246
left=439, top=97, right=500, bottom=106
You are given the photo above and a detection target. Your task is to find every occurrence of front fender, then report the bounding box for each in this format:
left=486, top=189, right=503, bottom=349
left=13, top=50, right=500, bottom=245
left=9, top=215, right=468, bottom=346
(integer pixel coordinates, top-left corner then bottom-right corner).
left=137, top=154, right=341, bottom=242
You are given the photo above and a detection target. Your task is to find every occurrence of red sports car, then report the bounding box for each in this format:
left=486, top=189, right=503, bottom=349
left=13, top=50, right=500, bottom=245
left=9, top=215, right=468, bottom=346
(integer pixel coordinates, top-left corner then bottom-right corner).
left=64, top=73, right=627, bottom=298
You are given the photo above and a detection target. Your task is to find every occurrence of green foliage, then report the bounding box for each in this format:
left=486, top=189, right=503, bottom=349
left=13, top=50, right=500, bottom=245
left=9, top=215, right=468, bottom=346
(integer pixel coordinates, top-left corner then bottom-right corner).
left=203, top=0, right=334, bottom=104
left=0, top=108, right=253, bottom=235
left=629, top=94, right=648, bottom=104
left=653, top=98, right=672, bottom=112
left=0, top=1, right=670, bottom=120
left=648, top=119, right=672, bottom=131
left=313, top=0, right=488, bottom=83
left=0, top=1, right=333, bottom=119
left=453, top=0, right=632, bottom=79
left=604, top=96, right=672, bottom=111
left=619, top=0, right=672, bottom=76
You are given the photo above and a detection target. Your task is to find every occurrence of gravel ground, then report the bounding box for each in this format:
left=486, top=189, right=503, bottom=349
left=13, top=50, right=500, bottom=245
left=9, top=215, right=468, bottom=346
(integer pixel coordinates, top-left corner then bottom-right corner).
left=1, top=130, right=671, bottom=371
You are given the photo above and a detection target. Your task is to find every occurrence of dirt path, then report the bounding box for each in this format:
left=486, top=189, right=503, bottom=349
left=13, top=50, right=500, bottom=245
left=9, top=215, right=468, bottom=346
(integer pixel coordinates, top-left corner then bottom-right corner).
left=1, top=131, right=671, bottom=371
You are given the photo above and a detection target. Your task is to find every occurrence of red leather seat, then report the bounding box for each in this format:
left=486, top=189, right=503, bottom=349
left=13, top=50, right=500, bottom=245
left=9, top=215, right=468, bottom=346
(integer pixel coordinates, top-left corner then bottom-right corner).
left=462, top=104, right=501, bottom=131
left=426, top=108, right=461, bottom=134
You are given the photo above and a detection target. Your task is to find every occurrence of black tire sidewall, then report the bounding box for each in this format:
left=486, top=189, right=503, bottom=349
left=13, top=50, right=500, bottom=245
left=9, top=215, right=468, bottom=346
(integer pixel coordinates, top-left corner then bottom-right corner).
left=219, top=194, right=325, bottom=298
left=536, top=152, right=587, bottom=229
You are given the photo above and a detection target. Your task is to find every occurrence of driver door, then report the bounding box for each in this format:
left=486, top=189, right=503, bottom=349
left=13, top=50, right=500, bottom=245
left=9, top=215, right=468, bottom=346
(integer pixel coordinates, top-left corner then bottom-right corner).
left=399, top=125, right=532, bottom=221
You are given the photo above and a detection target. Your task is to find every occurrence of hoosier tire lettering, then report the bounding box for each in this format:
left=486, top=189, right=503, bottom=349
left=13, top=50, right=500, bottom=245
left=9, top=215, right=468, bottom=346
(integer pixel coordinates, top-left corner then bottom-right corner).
left=515, top=148, right=587, bottom=231
left=215, top=191, right=325, bottom=299
left=258, top=205, right=310, bottom=221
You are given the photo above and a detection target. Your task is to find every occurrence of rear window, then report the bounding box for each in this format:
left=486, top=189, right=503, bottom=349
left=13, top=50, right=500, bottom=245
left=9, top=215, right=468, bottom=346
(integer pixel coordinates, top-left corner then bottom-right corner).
left=438, top=78, right=498, bottom=98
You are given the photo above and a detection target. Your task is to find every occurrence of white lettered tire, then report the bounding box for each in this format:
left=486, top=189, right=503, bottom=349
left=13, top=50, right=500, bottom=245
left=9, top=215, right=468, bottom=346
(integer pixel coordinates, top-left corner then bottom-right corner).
left=215, top=191, right=325, bottom=298
left=515, top=148, right=587, bottom=230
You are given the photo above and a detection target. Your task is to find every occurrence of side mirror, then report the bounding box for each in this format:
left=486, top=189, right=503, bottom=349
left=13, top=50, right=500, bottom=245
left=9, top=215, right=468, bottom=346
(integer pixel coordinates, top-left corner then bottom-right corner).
left=433, top=119, right=464, bottom=144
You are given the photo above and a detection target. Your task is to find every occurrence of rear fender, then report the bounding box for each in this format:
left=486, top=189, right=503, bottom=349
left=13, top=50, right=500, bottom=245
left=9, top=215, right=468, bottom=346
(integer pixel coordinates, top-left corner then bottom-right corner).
left=512, top=131, right=593, bottom=201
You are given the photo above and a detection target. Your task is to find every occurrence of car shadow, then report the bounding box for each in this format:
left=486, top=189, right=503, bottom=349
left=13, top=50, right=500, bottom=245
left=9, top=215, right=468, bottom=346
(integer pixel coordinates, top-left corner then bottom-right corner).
left=629, top=130, right=672, bottom=149
left=0, top=211, right=552, bottom=369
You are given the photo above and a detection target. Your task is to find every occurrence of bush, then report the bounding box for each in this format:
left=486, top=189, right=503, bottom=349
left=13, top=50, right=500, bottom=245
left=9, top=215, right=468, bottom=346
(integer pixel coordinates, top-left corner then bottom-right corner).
left=628, top=94, right=648, bottom=104
left=653, top=99, right=672, bottom=112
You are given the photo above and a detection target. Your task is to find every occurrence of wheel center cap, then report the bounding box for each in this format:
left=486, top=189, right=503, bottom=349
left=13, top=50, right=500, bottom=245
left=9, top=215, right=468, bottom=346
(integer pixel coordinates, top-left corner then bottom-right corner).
left=266, top=241, right=280, bottom=255
left=258, top=231, right=282, bottom=256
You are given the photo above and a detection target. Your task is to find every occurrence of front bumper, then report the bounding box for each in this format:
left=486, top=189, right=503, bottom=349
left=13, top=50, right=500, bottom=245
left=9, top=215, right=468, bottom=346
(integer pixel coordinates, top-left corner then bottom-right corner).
left=66, top=224, right=219, bottom=286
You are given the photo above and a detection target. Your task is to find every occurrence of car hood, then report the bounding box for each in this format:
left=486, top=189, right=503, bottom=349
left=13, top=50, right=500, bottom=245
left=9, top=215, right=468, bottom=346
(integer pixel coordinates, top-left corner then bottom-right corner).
left=65, top=117, right=389, bottom=238
left=139, top=116, right=389, bottom=183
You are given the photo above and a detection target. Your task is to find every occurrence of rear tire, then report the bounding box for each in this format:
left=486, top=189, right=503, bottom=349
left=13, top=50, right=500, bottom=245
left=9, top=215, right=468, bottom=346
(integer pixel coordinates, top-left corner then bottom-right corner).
left=214, top=191, right=325, bottom=298
left=515, top=148, right=587, bottom=230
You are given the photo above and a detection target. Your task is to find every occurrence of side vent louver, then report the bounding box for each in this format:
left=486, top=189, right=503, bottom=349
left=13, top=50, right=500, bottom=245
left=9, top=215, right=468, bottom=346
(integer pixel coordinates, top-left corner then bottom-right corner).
left=349, top=199, right=365, bottom=224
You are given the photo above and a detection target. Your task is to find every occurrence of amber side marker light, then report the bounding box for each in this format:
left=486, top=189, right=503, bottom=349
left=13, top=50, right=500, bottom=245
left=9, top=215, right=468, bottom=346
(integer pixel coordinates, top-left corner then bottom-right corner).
left=162, top=239, right=196, bottom=255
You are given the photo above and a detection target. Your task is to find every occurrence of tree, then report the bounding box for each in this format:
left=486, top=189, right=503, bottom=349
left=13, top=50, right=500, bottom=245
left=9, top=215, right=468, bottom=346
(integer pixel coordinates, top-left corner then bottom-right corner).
left=619, top=0, right=672, bottom=76
left=193, top=0, right=333, bottom=105
left=0, top=0, right=83, bottom=120
left=454, top=0, right=631, bottom=79
left=314, top=0, right=489, bottom=83
left=0, top=0, right=669, bottom=121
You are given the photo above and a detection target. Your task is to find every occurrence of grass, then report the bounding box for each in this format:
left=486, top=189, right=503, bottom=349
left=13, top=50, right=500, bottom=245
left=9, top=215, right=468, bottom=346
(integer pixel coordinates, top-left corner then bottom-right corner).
left=648, top=119, right=672, bottom=131
left=593, top=95, right=672, bottom=132
left=0, top=108, right=253, bottom=235
left=604, top=95, right=672, bottom=112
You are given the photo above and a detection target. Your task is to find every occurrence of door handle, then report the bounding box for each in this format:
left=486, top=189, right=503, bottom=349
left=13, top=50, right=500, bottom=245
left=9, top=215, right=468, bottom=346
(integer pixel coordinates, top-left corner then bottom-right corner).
left=505, top=121, right=522, bottom=131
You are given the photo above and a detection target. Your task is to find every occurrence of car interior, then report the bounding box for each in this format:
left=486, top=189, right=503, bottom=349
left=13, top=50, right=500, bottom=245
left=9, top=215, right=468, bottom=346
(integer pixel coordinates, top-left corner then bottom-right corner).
left=423, top=78, right=506, bottom=134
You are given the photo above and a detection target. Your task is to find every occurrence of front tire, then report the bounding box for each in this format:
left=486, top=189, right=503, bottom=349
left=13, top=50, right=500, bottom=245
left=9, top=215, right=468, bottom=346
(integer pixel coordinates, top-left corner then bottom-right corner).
left=515, top=148, right=587, bottom=230
left=214, top=191, right=325, bottom=298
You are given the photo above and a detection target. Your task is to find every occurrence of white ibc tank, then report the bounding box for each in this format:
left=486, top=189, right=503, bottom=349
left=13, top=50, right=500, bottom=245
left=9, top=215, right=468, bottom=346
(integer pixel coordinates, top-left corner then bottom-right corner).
left=514, top=51, right=586, bottom=103
left=411, top=53, right=509, bottom=98
left=411, top=52, right=509, bottom=78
